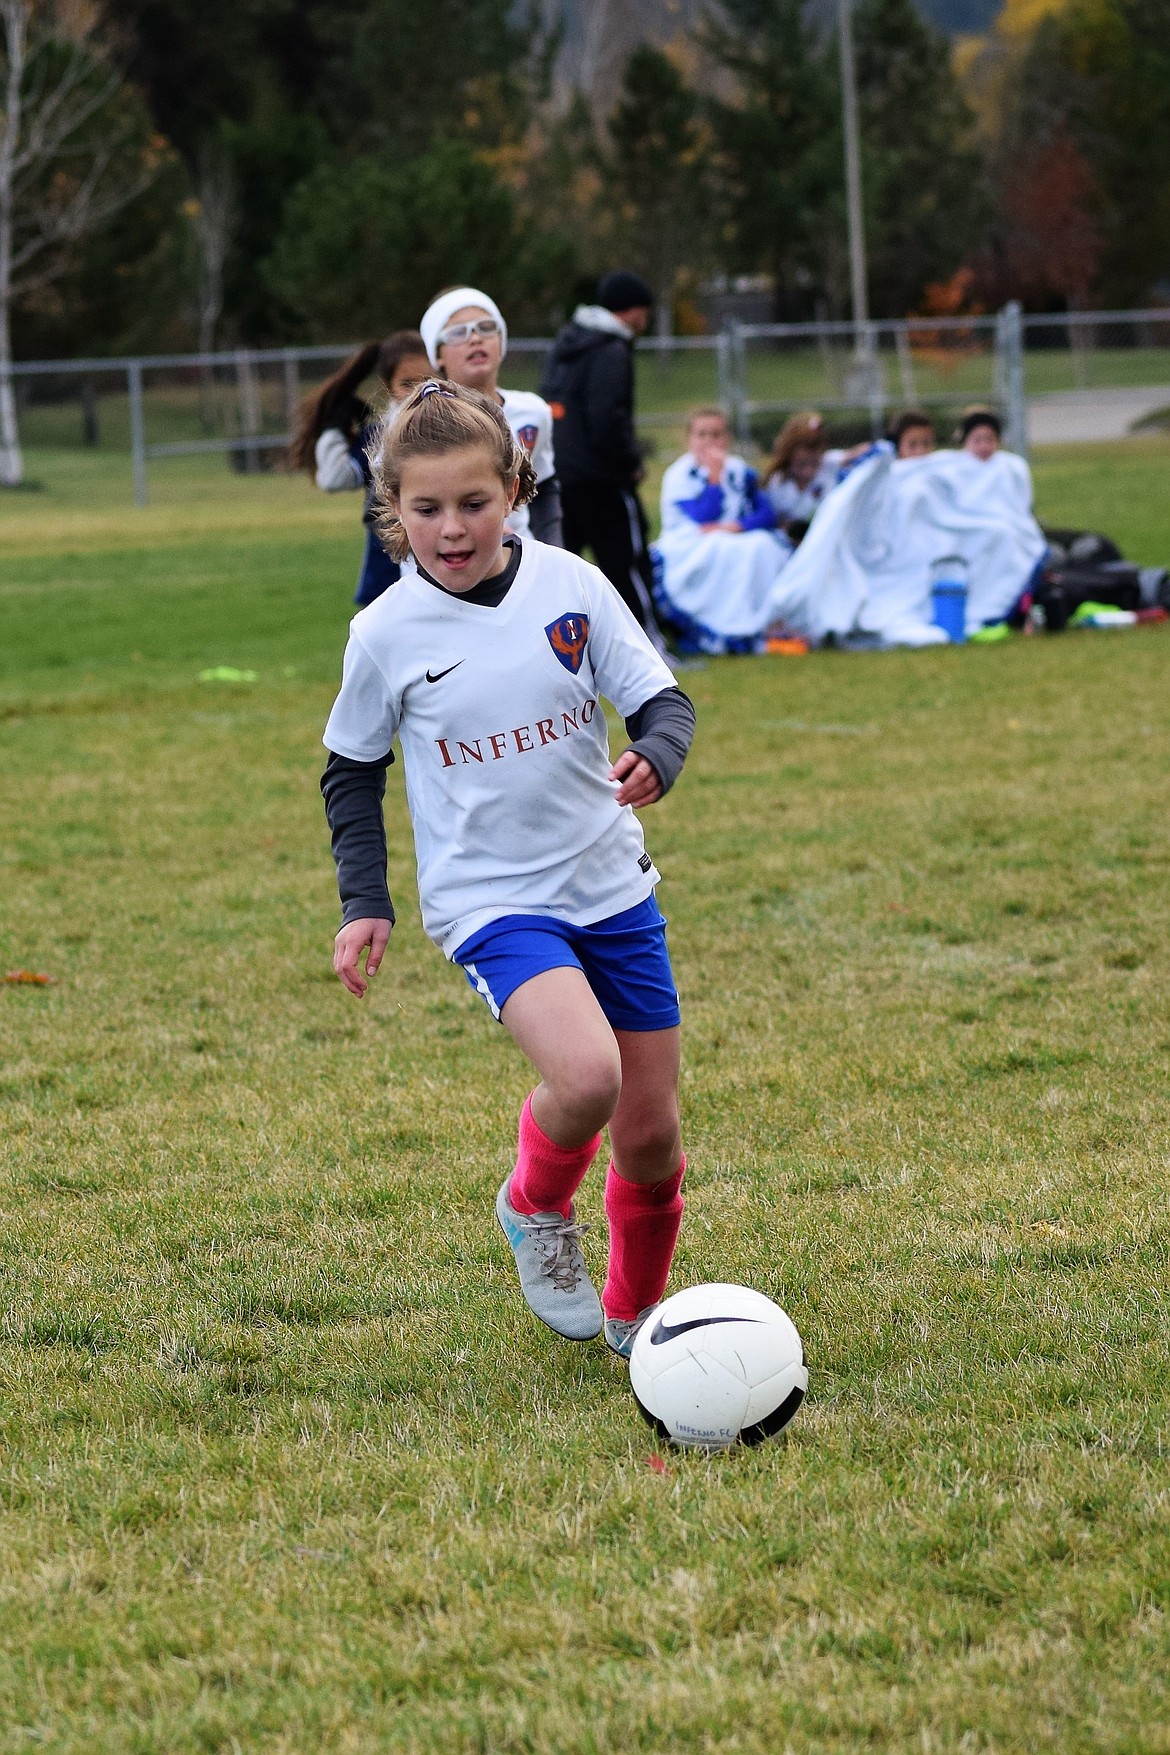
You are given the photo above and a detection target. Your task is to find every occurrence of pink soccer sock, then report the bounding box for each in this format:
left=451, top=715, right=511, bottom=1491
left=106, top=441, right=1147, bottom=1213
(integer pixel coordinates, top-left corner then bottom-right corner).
left=602, top=1157, right=686, bottom=1322
left=508, top=1093, right=601, bottom=1220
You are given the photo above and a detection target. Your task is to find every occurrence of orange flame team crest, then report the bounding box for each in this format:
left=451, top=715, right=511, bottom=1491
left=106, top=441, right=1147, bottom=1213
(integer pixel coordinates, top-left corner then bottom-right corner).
left=545, top=613, right=589, bottom=674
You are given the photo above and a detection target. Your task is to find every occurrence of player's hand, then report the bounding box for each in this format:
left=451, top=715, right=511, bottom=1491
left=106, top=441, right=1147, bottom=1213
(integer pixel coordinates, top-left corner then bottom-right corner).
left=609, top=749, right=663, bottom=809
left=333, top=917, right=392, bottom=997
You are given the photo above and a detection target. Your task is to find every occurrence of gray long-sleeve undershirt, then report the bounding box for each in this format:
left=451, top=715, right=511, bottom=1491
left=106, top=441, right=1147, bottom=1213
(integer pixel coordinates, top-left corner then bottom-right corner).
left=321, top=685, right=695, bottom=927
left=528, top=475, right=564, bottom=547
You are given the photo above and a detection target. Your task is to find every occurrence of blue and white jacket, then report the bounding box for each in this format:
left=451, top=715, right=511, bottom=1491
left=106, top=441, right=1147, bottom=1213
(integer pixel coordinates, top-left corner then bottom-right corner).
left=659, top=453, right=778, bottom=536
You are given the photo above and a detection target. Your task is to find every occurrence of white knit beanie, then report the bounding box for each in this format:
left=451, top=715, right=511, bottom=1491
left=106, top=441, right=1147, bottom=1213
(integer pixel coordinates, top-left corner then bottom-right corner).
left=419, top=288, right=508, bottom=368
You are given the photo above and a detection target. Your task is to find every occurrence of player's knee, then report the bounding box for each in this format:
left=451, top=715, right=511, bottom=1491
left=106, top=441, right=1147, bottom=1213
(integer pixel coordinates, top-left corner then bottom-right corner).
left=556, top=1049, right=622, bottom=1128
left=614, top=1107, right=681, bottom=1175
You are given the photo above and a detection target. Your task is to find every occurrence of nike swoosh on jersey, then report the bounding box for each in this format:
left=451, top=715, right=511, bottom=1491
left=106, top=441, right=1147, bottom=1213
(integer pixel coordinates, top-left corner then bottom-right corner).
left=425, top=661, right=464, bottom=683
left=649, top=1315, right=764, bottom=1346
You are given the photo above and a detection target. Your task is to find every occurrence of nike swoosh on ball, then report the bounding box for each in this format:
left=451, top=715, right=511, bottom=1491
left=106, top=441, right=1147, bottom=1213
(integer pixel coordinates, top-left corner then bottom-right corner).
left=649, top=1316, right=764, bottom=1346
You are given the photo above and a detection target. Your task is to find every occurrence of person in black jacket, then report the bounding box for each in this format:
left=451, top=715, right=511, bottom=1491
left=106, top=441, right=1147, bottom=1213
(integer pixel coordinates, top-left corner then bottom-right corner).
left=540, top=271, right=668, bottom=649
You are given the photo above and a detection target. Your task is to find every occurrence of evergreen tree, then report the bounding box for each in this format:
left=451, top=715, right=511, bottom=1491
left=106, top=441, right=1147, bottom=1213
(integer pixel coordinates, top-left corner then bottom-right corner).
left=318, top=0, right=543, bottom=160
left=605, top=45, right=712, bottom=329
left=852, top=0, right=988, bottom=315
left=118, top=0, right=335, bottom=343
left=263, top=138, right=573, bottom=340
left=699, top=0, right=840, bottom=314
left=116, top=0, right=552, bottom=343
left=518, top=90, right=616, bottom=307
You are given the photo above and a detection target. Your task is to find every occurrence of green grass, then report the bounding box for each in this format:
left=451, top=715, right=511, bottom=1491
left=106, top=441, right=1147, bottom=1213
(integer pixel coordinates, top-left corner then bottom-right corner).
left=2, top=445, right=1170, bottom=1752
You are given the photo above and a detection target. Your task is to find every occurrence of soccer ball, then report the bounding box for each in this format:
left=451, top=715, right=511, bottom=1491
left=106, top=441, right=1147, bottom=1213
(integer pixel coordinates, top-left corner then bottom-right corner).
left=629, top=1284, right=807, bottom=1451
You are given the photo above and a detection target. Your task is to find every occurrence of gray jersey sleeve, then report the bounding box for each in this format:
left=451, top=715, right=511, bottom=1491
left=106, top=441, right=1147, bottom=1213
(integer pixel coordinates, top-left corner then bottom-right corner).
left=320, top=751, right=396, bottom=926
left=623, top=687, right=696, bottom=795
left=528, top=474, right=564, bottom=547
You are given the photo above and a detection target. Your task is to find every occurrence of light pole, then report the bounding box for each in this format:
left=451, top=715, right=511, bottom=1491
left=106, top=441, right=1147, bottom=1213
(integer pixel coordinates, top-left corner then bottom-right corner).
left=837, top=0, right=868, bottom=334
left=837, top=0, right=881, bottom=418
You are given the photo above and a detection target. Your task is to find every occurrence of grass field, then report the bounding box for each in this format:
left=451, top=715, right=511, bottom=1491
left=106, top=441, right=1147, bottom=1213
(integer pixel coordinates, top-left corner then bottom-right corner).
left=2, top=443, right=1169, bottom=1753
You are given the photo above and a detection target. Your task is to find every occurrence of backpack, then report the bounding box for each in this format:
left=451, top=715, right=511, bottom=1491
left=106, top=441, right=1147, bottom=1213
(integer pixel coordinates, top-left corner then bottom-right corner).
left=1033, top=527, right=1167, bottom=631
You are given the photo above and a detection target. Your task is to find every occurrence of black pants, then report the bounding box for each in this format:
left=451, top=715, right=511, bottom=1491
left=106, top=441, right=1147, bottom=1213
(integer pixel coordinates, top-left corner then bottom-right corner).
left=561, top=479, right=668, bottom=651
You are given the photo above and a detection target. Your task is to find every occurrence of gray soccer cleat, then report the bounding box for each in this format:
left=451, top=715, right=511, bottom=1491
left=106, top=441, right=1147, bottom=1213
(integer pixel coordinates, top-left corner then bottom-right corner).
left=495, top=1177, right=603, bottom=1341
left=603, top=1305, right=659, bottom=1361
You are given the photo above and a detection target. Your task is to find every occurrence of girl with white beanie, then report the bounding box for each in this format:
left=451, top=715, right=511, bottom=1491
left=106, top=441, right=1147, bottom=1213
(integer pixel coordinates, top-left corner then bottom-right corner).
left=419, top=287, right=563, bottom=546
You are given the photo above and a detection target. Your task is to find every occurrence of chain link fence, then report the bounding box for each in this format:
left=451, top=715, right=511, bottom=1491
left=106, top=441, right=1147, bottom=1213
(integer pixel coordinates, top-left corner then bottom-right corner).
left=8, top=303, right=1170, bottom=506
left=718, top=306, right=1027, bottom=455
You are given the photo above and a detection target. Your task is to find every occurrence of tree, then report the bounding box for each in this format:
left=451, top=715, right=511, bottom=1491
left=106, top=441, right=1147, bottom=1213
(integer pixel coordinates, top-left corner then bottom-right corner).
left=263, top=137, right=574, bottom=340
left=605, top=45, right=712, bottom=333
left=0, top=0, right=161, bottom=483
left=319, top=0, right=544, bottom=161
left=699, top=0, right=987, bottom=318
left=700, top=0, right=840, bottom=314
left=998, top=126, right=1101, bottom=308
left=1015, top=0, right=1170, bottom=306
left=974, top=0, right=1170, bottom=308
left=852, top=0, right=988, bottom=316
left=114, top=0, right=552, bottom=344
left=187, top=142, right=235, bottom=356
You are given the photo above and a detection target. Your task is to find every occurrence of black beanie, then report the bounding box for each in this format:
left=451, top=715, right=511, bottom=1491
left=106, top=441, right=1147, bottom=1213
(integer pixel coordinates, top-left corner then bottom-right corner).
left=597, top=270, right=655, bottom=312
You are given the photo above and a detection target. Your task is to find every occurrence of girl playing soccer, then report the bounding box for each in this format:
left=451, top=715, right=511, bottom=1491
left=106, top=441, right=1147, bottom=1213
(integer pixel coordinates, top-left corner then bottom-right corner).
left=419, top=287, right=564, bottom=548
left=321, top=381, right=695, bottom=1356
left=290, top=332, right=431, bottom=605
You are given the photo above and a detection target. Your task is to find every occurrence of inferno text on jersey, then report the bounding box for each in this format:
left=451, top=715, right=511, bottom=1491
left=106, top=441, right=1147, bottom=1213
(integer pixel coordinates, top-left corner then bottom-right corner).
left=435, top=698, right=598, bottom=768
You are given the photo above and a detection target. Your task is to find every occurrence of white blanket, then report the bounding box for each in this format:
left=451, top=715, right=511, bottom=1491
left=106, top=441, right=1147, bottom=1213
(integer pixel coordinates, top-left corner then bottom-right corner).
left=651, top=452, right=792, bottom=654
left=766, top=446, right=1047, bottom=648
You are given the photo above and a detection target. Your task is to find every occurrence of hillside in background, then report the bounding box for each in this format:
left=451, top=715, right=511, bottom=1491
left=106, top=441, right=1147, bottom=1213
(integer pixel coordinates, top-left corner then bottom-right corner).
left=547, top=0, right=1004, bottom=98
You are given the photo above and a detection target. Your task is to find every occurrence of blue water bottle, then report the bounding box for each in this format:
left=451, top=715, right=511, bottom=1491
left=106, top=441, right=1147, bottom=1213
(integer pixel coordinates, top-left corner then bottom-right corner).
left=931, top=555, right=969, bottom=643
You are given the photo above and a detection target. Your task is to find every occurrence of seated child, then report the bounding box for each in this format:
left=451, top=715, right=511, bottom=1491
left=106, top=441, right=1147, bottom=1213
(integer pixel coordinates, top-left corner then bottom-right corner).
left=651, top=407, right=791, bottom=654
left=890, top=409, right=936, bottom=459
left=956, top=406, right=1001, bottom=460
left=764, top=411, right=846, bottom=535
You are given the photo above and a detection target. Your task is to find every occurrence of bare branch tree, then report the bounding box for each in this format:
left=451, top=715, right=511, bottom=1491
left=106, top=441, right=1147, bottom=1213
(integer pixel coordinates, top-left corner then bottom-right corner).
left=192, top=144, right=234, bottom=358
left=0, top=0, right=160, bottom=485
left=181, top=140, right=235, bottom=430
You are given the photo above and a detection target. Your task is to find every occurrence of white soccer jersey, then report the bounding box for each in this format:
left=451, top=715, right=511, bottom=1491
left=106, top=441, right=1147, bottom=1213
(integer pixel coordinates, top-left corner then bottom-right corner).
left=500, top=389, right=556, bottom=539
left=323, top=541, right=676, bottom=956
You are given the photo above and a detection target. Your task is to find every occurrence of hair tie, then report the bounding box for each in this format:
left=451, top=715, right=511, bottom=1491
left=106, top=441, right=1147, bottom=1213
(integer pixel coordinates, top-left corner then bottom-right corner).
left=419, top=381, right=456, bottom=400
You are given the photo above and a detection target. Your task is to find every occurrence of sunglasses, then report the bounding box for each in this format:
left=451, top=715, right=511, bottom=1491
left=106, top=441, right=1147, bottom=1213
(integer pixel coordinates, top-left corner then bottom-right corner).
left=438, top=317, right=501, bottom=348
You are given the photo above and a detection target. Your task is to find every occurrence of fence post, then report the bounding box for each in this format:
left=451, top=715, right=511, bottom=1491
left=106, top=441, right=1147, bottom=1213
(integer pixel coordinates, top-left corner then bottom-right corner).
left=80, top=376, right=100, bottom=446
left=128, top=360, right=147, bottom=506
left=997, top=301, right=1028, bottom=460
left=844, top=322, right=884, bottom=435
left=716, top=329, right=732, bottom=420
left=235, top=347, right=261, bottom=471
left=729, top=323, right=750, bottom=448
left=895, top=323, right=916, bottom=405
left=282, top=350, right=300, bottom=430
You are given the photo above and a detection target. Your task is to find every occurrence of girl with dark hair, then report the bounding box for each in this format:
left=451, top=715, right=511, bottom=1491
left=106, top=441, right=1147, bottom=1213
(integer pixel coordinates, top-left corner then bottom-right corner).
left=956, top=407, right=1002, bottom=461
left=289, top=332, right=430, bottom=605
left=890, top=410, right=936, bottom=459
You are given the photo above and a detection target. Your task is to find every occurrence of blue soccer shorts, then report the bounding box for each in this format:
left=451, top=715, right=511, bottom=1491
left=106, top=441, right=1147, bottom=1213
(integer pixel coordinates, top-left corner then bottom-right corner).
left=453, top=895, right=681, bottom=1032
